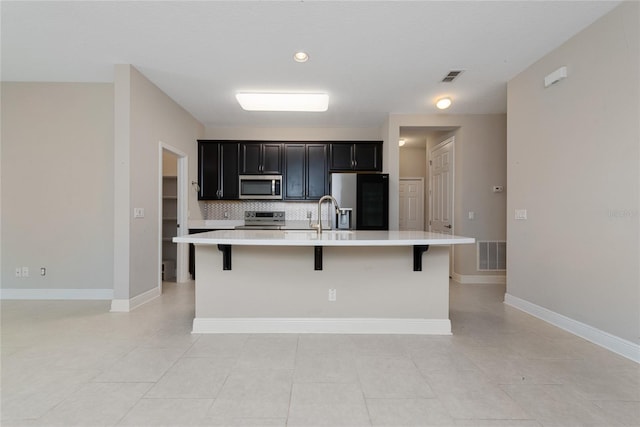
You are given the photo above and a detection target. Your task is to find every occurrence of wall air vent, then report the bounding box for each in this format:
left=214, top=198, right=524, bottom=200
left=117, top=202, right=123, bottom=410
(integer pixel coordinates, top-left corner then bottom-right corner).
left=441, top=70, right=464, bottom=83
left=477, top=241, right=506, bottom=271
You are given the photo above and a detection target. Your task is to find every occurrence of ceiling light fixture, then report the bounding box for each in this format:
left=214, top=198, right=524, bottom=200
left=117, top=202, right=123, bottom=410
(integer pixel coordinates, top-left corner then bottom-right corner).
left=236, top=93, right=329, bottom=112
left=293, top=51, right=309, bottom=63
left=436, top=97, right=452, bottom=110
left=399, top=139, right=406, bottom=147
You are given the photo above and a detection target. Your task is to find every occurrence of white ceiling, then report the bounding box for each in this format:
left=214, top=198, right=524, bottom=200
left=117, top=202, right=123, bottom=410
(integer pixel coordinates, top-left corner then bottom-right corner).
left=1, top=1, right=620, bottom=129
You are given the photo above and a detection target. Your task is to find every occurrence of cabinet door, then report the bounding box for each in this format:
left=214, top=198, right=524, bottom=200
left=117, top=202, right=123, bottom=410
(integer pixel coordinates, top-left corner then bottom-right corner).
left=306, top=144, right=328, bottom=199
left=262, top=143, right=282, bottom=174
left=219, top=143, right=239, bottom=199
left=353, top=143, right=381, bottom=171
left=240, top=143, right=262, bottom=174
left=198, top=141, right=220, bottom=200
left=328, top=143, right=354, bottom=171
left=284, top=144, right=305, bottom=200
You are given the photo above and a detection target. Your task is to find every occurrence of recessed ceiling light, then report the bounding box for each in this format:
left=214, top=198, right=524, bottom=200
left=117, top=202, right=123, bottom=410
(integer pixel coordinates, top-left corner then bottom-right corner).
left=293, top=51, right=309, bottom=63
left=236, top=93, right=329, bottom=112
left=436, top=97, right=452, bottom=110
left=399, top=139, right=406, bottom=147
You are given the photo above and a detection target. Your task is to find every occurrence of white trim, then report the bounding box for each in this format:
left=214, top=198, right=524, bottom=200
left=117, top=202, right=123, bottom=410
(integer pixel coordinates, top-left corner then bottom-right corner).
left=452, top=273, right=506, bottom=284
left=110, top=286, right=161, bottom=312
left=0, top=288, right=113, bottom=300
left=504, top=293, right=640, bottom=364
left=192, top=317, right=452, bottom=335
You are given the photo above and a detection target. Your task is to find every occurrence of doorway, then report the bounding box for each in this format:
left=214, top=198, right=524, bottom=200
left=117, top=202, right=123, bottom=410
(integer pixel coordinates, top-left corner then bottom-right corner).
left=429, top=137, right=454, bottom=234
left=429, top=136, right=455, bottom=274
left=159, top=142, right=189, bottom=292
left=399, top=178, right=424, bottom=230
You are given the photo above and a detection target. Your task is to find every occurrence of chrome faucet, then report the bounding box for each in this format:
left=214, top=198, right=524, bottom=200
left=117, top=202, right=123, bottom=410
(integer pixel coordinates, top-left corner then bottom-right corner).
left=312, top=195, right=341, bottom=234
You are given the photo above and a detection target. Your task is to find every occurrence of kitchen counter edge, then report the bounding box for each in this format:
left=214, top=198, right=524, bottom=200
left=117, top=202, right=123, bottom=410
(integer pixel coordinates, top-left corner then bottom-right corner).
left=174, top=229, right=475, bottom=247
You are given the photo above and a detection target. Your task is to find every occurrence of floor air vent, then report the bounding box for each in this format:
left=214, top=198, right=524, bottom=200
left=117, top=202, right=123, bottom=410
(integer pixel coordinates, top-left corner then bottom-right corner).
left=477, top=241, right=506, bottom=271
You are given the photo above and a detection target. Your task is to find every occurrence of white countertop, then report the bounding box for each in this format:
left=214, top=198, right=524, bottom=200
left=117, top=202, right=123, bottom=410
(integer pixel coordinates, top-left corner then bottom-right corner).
left=174, top=229, right=475, bottom=247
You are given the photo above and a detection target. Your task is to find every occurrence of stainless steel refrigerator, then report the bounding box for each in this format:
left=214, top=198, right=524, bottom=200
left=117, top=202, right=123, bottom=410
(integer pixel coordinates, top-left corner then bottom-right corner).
left=331, top=173, right=389, bottom=230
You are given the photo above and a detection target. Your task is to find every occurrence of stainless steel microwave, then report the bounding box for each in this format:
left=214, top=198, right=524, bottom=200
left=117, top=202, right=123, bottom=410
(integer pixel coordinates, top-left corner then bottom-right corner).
left=238, top=175, right=283, bottom=200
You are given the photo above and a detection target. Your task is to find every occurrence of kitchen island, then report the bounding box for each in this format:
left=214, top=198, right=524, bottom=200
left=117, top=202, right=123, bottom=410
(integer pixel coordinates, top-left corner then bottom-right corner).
left=174, top=229, right=474, bottom=335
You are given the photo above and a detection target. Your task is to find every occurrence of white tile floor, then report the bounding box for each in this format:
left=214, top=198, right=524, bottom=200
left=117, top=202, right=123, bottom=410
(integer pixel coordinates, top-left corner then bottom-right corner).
left=1, top=281, right=638, bottom=426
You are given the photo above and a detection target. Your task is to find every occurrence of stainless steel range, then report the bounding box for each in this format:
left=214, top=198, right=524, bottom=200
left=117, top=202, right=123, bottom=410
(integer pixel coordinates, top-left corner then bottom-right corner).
left=235, top=210, right=286, bottom=230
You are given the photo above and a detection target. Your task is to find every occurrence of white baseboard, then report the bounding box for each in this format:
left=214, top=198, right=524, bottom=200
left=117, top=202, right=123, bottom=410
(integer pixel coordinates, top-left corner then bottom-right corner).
left=452, top=273, right=506, bottom=284
left=110, top=286, right=161, bottom=312
left=0, top=288, right=113, bottom=300
left=192, top=317, right=452, bottom=335
left=504, top=293, right=640, bottom=364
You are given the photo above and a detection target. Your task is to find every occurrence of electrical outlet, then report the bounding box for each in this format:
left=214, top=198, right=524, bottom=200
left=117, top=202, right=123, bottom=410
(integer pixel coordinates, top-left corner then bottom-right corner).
left=15, top=267, right=21, bottom=278
left=223, top=211, right=229, bottom=219
left=328, top=288, right=337, bottom=302
left=307, top=211, right=312, bottom=219
left=133, top=208, right=145, bottom=218
left=40, top=267, right=47, bottom=276
left=515, top=209, right=527, bottom=220
left=22, top=267, right=29, bottom=277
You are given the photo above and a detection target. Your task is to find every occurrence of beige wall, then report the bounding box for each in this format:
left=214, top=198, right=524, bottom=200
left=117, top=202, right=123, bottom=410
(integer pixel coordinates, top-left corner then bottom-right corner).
left=507, top=2, right=639, bottom=343
left=1, top=83, right=114, bottom=292
left=399, top=146, right=427, bottom=230
left=399, top=146, right=427, bottom=178
left=162, top=151, right=178, bottom=176
left=386, top=114, right=507, bottom=277
left=114, top=65, right=205, bottom=299
left=204, top=127, right=381, bottom=141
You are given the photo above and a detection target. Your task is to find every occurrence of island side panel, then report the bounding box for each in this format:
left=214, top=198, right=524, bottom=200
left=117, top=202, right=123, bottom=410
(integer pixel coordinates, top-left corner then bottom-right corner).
left=193, top=244, right=450, bottom=333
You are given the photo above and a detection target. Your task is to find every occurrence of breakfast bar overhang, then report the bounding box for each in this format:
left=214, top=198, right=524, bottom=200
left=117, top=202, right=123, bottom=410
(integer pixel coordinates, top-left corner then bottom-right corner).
left=174, top=230, right=475, bottom=335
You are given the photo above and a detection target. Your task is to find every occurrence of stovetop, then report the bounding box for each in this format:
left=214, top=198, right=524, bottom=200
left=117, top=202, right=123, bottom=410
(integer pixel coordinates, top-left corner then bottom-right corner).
left=234, top=225, right=282, bottom=230
left=241, top=210, right=286, bottom=228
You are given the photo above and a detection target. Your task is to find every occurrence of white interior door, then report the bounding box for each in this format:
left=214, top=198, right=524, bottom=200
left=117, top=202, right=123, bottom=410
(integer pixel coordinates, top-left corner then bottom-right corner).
left=429, top=138, right=454, bottom=235
left=399, top=178, right=424, bottom=230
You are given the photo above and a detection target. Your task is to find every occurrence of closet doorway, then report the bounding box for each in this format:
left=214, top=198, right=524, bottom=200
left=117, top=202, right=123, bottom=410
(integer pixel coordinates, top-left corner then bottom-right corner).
left=159, top=142, right=189, bottom=291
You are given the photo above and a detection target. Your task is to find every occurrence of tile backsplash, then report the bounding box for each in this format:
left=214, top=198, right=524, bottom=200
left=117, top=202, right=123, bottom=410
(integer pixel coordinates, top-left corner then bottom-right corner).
left=204, top=201, right=331, bottom=221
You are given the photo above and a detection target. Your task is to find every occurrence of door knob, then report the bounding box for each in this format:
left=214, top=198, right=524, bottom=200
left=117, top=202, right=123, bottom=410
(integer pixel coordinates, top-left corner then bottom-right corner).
left=445, top=224, right=452, bottom=229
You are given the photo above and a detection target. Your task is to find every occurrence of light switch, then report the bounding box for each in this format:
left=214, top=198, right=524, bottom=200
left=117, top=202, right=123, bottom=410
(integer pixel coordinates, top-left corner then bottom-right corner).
left=515, top=209, right=527, bottom=220
left=134, top=208, right=145, bottom=218
left=468, top=211, right=475, bottom=220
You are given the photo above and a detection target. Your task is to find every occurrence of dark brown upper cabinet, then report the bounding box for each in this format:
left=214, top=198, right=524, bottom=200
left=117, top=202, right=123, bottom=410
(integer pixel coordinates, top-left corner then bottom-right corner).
left=328, top=142, right=382, bottom=172
left=283, top=143, right=328, bottom=201
left=197, top=140, right=239, bottom=200
left=240, top=142, right=283, bottom=175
